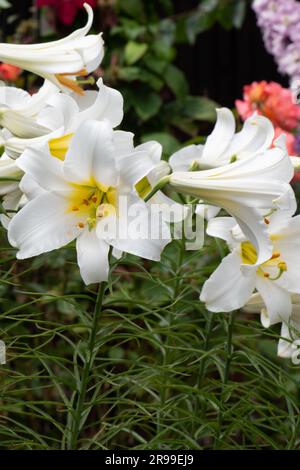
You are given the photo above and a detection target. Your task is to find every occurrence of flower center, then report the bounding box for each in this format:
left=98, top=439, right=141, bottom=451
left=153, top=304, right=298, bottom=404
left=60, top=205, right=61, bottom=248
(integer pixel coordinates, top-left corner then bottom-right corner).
left=67, top=183, right=116, bottom=231
left=240, top=241, right=288, bottom=280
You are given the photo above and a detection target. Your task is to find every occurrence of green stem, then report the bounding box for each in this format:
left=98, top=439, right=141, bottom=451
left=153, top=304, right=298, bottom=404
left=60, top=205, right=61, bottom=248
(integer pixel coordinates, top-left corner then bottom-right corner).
left=214, top=311, right=235, bottom=449
left=143, top=175, right=170, bottom=203
left=157, top=239, right=184, bottom=435
left=197, top=313, right=214, bottom=389
left=68, top=281, right=106, bottom=449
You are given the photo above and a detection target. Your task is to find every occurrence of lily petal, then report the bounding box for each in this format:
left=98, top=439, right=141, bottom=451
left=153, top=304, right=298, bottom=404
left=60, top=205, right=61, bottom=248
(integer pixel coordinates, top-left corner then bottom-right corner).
left=255, top=276, right=292, bottom=327
left=76, top=229, right=110, bottom=285
left=200, top=249, right=256, bottom=312
left=8, top=192, right=81, bottom=258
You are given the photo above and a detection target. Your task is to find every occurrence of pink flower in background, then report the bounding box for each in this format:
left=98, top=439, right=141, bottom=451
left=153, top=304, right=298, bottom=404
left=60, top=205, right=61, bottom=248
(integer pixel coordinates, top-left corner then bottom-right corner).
left=236, top=81, right=300, bottom=132
left=37, top=0, right=97, bottom=26
left=0, top=63, right=22, bottom=81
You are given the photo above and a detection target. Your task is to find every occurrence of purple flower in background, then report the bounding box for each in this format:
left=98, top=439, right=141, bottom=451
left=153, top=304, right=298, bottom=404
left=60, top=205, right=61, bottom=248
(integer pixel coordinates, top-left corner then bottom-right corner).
left=253, top=0, right=300, bottom=82
left=294, top=131, right=300, bottom=155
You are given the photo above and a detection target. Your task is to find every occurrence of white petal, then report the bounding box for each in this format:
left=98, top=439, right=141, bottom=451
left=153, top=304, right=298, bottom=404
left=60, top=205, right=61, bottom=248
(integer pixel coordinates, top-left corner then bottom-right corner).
left=195, top=204, right=220, bottom=221
left=224, top=113, right=274, bottom=161
left=0, top=5, right=104, bottom=87
left=117, top=147, right=161, bottom=186
left=74, top=78, right=123, bottom=128
left=19, top=173, right=45, bottom=200
left=63, top=120, right=117, bottom=187
left=277, top=322, right=295, bottom=358
left=113, top=131, right=134, bottom=155
left=99, top=194, right=171, bottom=261
left=0, top=188, right=22, bottom=229
left=200, top=108, right=236, bottom=166
left=200, top=250, right=256, bottom=312
left=8, top=192, right=81, bottom=258
left=169, top=145, right=203, bottom=172
left=242, top=292, right=265, bottom=314
left=148, top=190, right=187, bottom=223
left=41, top=92, right=79, bottom=131
left=206, top=216, right=237, bottom=244
left=135, top=141, right=162, bottom=164
left=255, top=276, right=292, bottom=327
left=17, top=145, right=69, bottom=192
left=76, top=229, right=110, bottom=285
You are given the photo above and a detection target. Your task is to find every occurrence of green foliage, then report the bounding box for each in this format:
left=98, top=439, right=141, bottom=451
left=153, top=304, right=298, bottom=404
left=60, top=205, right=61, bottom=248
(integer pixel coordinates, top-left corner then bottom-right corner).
left=102, top=0, right=236, bottom=147
left=1, top=229, right=300, bottom=449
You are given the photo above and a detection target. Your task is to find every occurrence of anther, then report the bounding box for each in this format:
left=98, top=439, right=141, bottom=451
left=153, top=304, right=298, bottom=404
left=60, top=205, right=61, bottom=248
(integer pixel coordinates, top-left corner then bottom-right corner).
left=278, top=261, right=287, bottom=272
left=264, top=218, right=270, bottom=225
left=264, top=272, right=270, bottom=278
left=92, top=196, right=98, bottom=203
left=72, top=205, right=79, bottom=211
left=271, top=252, right=280, bottom=260
left=78, top=222, right=85, bottom=229
left=82, top=199, right=89, bottom=206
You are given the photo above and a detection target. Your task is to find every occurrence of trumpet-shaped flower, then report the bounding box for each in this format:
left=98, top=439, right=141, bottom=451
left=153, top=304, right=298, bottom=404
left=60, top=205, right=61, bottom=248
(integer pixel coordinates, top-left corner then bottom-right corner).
left=168, top=115, right=295, bottom=266
left=0, top=80, right=59, bottom=138
left=8, top=120, right=171, bottom=285
left=0, top=4, right=103, bottom=95
left=200, top=212, right=300, bottom=328
left=0, top=77, right=123, bottom=158
left=169, top=108, right=275, bottom=170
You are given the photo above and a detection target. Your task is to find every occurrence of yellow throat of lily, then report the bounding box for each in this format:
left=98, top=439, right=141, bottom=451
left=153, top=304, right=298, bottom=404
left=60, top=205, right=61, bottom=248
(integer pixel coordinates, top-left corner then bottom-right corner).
left=241, top=241, right=287, bottom=281
left=48, top=133, right=117, bottom=231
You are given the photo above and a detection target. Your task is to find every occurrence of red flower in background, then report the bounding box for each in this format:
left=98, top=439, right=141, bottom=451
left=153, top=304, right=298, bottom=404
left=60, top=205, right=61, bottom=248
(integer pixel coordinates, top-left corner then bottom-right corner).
left=236, top=81, right=300, bottom=132
left=37, top=0, right=97, bottom=26
left=236, top=81, right=300, bottom=157
left=0, top=63, right=22, bottom=81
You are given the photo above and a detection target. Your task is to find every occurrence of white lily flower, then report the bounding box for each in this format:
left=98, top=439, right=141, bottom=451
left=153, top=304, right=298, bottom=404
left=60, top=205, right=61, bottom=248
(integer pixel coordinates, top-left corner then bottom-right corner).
left=7, top=120, right=171, bottom=285
left=116, top=141, right=186, bottom=224
left=244, top=292, right=300, bottom=359
left=168, top=136, right=295, bottom=266
left=0, top=80, right=59, bottom=138
left=169, top=108, right=274, bottom=171
left=0, top=4, right=104, bottom=95
left=200, top=211, right=300, bottom=327
left=168, top=108, right=291, bottom=254
left=0, top=78, right=123, bottom=158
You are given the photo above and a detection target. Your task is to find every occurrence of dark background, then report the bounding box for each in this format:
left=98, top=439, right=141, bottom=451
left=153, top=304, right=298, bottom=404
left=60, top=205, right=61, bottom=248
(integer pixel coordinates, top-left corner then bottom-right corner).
left=0, top=0, right=288, bottom=107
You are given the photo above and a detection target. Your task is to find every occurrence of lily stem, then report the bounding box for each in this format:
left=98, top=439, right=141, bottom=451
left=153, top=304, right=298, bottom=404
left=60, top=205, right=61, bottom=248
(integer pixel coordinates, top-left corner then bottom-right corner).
left=68, top=281, right=106, bottom=449
left=144, top=175, right=170, bottom=203
left=214, top=310, right=235, bottom=449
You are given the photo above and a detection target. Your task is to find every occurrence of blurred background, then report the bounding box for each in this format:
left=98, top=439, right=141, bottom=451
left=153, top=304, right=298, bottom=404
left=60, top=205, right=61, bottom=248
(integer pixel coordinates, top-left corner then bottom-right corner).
left=0, top=0, right=288, bottom=150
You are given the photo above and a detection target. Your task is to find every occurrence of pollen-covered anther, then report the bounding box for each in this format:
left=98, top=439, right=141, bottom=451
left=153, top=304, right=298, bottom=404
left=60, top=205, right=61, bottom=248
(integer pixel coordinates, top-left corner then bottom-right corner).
left=264, top=217, right=270, bottom=225
left=278, top=261, right=287, bottom=272
left=271, top=252, right=281, bottom=260
left=263, top=272, right=270, bottom=278
left=72, top=205, right=79, bottom=211
left=78, top=222, right=85, bottom=229
left=91, top=196, right=98, bottom=203
left=82, top=199, right=90, bottom=206
left=96, top=203, right=112, bottom=219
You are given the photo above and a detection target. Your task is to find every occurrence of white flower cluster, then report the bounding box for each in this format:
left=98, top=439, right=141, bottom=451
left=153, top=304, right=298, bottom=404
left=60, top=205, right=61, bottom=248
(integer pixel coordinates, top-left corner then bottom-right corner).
left=0, top=4, right=299, bottom=360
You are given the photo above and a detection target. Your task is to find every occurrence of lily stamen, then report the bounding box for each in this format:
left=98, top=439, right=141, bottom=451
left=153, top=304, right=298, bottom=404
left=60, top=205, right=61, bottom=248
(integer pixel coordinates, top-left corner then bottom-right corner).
left=55, top=69, right=88, bottom=96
